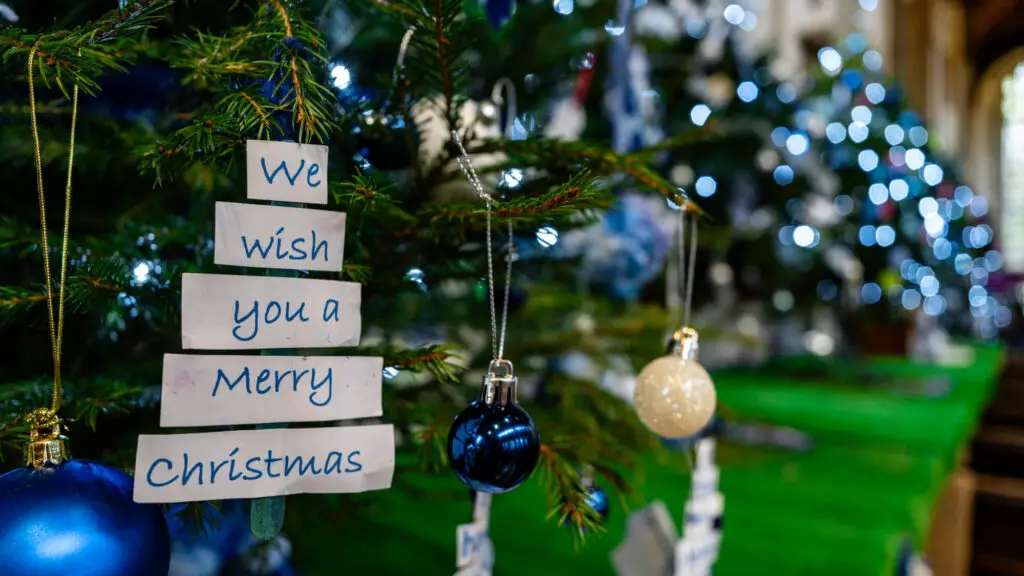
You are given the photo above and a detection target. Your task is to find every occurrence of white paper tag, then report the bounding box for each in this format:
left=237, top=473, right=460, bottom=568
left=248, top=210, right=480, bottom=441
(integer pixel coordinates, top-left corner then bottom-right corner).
left=214, top=202, right=346, bottom=272
left=456, top=521, right=492, bottom=569
left=181, top=273, right=361, bottom=350
left=611, top=501, right=678, bottom=576
left=674, top=529, right=721, bottom=576
left=159, top=354, right=382, bottom=427
left=133, top=425, right=394, bottom=503
left=246, top=140, right=329, bottom=204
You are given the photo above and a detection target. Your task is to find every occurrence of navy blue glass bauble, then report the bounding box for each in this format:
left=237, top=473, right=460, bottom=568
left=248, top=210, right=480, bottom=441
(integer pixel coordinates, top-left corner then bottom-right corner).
left=481, top=0, right=516, bottom=29
left=584, top=484, right=610, bottom=520
left=447, top=400, right=540, bottom=494
left=0, top=460, right=171, bottom=576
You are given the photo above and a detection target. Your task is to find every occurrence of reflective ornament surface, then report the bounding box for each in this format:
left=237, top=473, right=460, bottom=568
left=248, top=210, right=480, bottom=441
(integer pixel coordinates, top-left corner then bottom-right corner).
left=447, top=400, right=540, bottom=493
left=0, top=460, right=171, bottom=576
left=634, top=328, right=717, bottom=438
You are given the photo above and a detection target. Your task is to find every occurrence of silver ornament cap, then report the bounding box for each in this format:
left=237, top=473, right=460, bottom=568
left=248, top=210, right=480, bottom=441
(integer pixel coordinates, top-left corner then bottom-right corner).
left=634, top=327, right=717, bottom=439
left=480, top=359, right=519, bottom=407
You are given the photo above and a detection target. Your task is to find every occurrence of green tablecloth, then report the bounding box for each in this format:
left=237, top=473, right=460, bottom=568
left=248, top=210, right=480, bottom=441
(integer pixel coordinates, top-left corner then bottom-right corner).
left=288, top=343, right=1004, bottom=575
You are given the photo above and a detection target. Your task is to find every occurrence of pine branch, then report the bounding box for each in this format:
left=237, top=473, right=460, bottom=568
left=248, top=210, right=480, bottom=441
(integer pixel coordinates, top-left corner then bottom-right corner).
left=470, top=137, right=708, bottom=216
left=420, top=170, right=609, bottom=234
left=1, top=0, right=172, bottom=96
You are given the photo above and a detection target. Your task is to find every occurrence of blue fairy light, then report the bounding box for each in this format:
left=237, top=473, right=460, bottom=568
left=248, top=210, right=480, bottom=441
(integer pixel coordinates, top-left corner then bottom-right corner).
left=971, top=266, right=990, bottom=286
left=904, top=148, right=925, bottom=170
left=793, top=225, right=819, bottom=248
left=835, top=195, right=854, bottom=215
left=889, top=146, right=907, bottom=167
left=740, top=10, right=758, bottom=31
left=553, top=0, right=574, bottom=15
left=818, top=280, right=838, bottom=301
left=330, top=64, right=352, bottom=90
left=859, top=225, right=878, bottom=246
left=902, top=289, right=921, bottom=310
left=876, top=225, right=896, bottom=247
left=970, top=196, right=989, bottom=217
left=969, top=286, right=988, bottom=308
left=818, top=47, right=843, bottom=75
left=826, top=122, right=847, bottom=143
left=863, top=50, right=883, bottom=71
left=995, top=306, right=1013, bottom=328
left=771, top=126, right=791, bottom=147
left=737, top=81, right=759, bottom=102
left=920, top=275, right=940, bottom=297
left=604, top=20, right=626, bottom=36
left=868, top=184, right=888, bottom=205
left=859, top=0, right=878, bottom=11
left=923, top=295, right=946, bottom=316
left=909, top=126, right=929, bottom=147
left=861, top=283, right=883, bottom=304
left=536, top=226, right=559, bottom=248
left=954, top=254, right=972, bottom=275
left=777, top=83, right=797, bottom=103
left=778, top=226, right=795, bottom=246
left=985, top=250, right=1004, bottom=271
left=865, top=83, right=886, bottom=104
left=690, top=104, right=712, bottom=126
left=841, top=69, right=863, bottom=91
left=900, top=259, right=918, bottom=280
left=889, top=179, right=909, bottom=201
left=695, top=176, right=717, bottom=197
left=933, top=238, right=952, bottom=259
left=851, top=105, right=873, bottom=124
left=686, top=18, right=708, bottom=38
left=848, top=122, right=869, bottom=143
left=884, top=124, right=904, bottom=146
left=723, top=4, right=745, bottom=25
left=786, top=133, right=809, bottom=155
left=924, top=214, right=946, bottom=238
left=954, top=186, right=973, bottom=207
left=773, top=165, right=794, bottom=185
left=858, top=150, right=879, bottom=171
left=921, top=164, right=944, bottom=186
left=944, top=199, right=964, bottom=220
left=845, top=32, right=868, bottom=54
left=501, top=168, right=524, bottom=189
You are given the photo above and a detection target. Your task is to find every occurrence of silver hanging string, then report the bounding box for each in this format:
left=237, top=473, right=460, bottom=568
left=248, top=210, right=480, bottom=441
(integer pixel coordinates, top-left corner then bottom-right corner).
left=678, top=202, right=698, bottom=330
left=393, top=27, right=416, bottom=84
left=452, top=132, right=514, bottom=361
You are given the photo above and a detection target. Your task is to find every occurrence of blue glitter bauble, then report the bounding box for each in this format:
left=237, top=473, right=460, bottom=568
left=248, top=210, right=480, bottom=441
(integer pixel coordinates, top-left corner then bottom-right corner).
left=447, top=401, right=540, bottom=494
left=0, top=460, right=170, bottom=576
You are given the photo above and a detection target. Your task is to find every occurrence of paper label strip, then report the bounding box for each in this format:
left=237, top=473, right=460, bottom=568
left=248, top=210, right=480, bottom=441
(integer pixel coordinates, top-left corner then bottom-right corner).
left=181, top=273, right=361, bottom=350
left=133, top=425, right=395, bottom=503
left=214, top=202, right=346, bottom=272
left=159, top=354, right=382, bottom=427
left=246, top=140, right=329, bottom=204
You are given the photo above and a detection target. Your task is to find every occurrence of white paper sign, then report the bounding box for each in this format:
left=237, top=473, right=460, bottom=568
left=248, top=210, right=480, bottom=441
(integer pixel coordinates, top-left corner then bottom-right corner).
left=214, top=202, right=346, bottom=272
left=181, top=273, right=361, bottom=350
left=159, top=354, right=383, bottom=427
left=133, top=425, right=394, bottom=503
left=246, top=140, right=329, bottom=204
left=674, top=529, right=721, bottom=576
left=611, top=501, right=677, bottom=576
left=456, top=521, right=492, bottom=569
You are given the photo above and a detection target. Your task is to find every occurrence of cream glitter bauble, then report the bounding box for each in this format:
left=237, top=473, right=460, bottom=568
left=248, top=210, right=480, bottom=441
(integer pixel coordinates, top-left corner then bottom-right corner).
left=634, top=356, right=716, bottom=438
left=634, top=329, right=716, bottom=438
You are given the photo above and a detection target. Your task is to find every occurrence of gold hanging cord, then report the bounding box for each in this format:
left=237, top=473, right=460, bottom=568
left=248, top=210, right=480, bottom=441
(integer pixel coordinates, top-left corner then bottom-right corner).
left=24, top=45, right=81, bottom=467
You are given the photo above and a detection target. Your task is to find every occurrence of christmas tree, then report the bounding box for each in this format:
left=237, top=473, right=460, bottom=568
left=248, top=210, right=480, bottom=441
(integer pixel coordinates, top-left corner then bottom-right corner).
left=0, top=1, right=738, bottom=572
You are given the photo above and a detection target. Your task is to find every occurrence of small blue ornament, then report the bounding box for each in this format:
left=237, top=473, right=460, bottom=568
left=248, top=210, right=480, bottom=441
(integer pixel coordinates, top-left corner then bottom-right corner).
left=0, top=460, right=170, bottom=576
left=481, top=0, right=516, bottom=29
left=448, top=360, right=540, bottom=494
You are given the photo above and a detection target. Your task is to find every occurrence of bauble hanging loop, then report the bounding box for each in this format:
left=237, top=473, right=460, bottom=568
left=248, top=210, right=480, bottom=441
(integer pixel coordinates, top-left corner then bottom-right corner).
left=634, top=327, right=717, bottom=439
left=24, top=408, right=69, bottom=468
left=481, top=358, right=517, bottom=406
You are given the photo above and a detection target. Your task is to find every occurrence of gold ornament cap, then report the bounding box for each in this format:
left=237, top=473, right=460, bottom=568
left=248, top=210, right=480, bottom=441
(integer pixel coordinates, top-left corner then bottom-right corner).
left=668, top=327, right=700, bottom=361
left=480, top=359, right=518, bottom=407
left=24, top=408, right=70, bottom=467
